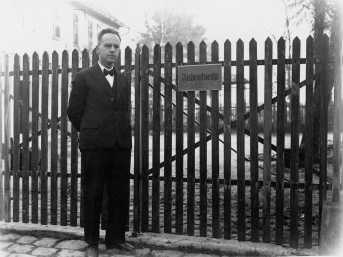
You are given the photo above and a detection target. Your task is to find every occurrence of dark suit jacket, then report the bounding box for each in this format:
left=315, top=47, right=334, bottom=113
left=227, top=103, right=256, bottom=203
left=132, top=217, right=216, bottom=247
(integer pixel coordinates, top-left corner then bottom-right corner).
left=67, top=63, right=132, bottom=150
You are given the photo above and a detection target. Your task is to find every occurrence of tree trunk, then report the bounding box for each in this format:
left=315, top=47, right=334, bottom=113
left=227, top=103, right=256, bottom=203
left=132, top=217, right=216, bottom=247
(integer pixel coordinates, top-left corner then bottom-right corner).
left=299, top=0, right=326, bottom=166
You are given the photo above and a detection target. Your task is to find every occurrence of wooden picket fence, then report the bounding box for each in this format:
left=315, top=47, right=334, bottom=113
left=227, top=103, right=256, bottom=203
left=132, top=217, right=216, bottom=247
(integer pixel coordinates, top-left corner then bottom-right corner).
left=0, top=34, right=341, bottom=249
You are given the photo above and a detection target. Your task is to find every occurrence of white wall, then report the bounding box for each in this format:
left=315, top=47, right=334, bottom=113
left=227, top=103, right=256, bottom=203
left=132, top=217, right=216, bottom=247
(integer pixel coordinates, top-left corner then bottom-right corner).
left=0, top=0, right=122, bottom=55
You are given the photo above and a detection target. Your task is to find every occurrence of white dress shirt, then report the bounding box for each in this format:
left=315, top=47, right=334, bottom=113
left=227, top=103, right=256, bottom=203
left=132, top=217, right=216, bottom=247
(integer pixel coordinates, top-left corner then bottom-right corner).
left=98, top=61, right=115, bottom=87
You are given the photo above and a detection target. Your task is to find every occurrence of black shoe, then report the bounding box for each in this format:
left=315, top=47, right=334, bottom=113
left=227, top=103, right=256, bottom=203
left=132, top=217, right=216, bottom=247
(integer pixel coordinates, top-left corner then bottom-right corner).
left=105, top=243, right=119, bottom=250
left=105, top=240, right=123, bottom=250
left=107, top=241, right=134, bottom=252
left=115, top=242, right=135, bottom=251
left=85, top=246, right=99, bottom=257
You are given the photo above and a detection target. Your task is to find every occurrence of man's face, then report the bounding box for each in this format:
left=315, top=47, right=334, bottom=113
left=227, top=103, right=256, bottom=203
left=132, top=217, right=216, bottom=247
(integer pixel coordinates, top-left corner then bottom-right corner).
left=97, top=33, right=120, bottom=67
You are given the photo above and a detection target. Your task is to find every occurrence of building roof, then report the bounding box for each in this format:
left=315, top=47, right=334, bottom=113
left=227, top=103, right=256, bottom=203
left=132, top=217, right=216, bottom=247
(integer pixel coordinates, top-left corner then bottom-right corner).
left=69, top=0, right=127, bottom=29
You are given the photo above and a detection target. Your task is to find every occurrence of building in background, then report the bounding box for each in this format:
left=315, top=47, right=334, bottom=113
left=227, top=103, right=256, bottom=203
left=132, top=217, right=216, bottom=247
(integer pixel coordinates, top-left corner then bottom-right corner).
left=0, top=0, right=128, bottom=55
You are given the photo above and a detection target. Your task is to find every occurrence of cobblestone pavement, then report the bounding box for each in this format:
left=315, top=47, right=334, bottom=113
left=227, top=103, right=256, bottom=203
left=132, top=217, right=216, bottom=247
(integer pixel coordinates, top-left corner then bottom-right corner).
left=0, top=231, right=223, bottom=257
left=0, top=223, right=319, bottom=256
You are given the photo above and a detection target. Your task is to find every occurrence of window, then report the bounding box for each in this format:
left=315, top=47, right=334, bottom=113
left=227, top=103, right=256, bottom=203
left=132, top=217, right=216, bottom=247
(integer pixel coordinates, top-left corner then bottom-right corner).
left=52, top=10, right=61, bottom=40
left=52, top=24, right=61, bottom=40
left=88, top=21, right=93, bottom=50
left=73, top=14, right=79, bottom=47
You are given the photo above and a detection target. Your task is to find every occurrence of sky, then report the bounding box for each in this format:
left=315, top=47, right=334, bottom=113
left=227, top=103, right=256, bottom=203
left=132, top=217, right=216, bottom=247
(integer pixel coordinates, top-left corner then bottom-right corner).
left=2, top=0, right=343, bottom=53
left=93, top=0, right=312, bottom=43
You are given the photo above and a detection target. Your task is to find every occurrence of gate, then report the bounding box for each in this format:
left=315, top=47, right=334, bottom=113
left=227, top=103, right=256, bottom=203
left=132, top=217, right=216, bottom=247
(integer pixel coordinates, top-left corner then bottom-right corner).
left=0, top=34, right=341, bottom=249
left=132, top=35, right=342, bottom=248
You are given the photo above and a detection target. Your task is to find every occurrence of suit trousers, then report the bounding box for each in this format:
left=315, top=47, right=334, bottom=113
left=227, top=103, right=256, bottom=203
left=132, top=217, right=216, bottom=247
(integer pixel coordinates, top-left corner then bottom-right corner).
left=81, top=146, right=130, bottom=246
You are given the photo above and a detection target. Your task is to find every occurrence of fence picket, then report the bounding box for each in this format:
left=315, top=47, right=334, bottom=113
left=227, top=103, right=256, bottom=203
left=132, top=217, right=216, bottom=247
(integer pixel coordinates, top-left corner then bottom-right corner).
left=176, top=42, right=184, bottom=234
left=41, top=52, right=49, bottom=225
left=124, top=46, right=132, bottom=231
left=152, top=44, right=161, bottom=233
left=211, top=41, right=220, bottom=238
left=124, top=46, right=132, bottom=119
left=236, top=39, right=245, bottom=241
left=199, top=41, right=207, bottom=237
left=51, top=51, right=59, bottom=225
left=13, top=54, right=20, bottom=222
left=290, top=37, right=300, bottom=248
left=187, top=41, right=195, bottom=236
left=249, top=39, right=259, bottom=242
left=141, top=45, right=149, bottom=232
left=31, top=53, right=39, bottom=223
left=263, top=38, right=272, bottom=242
left=276, top=37, right=285, bottom=244
left=60, top=50, right=68, bottom=226
left=133, top=46, right=141, bottom=233
left=70, top=49, right=79, bottom=226
left=4, top=55, right=10, bottom=222
left=164, top=43, right=173, bottom=233
left=80, top=49, right=89, bottom=228
left=223, top=40, right=232, bottom=239
left=22, top=53, right=30, bottom=223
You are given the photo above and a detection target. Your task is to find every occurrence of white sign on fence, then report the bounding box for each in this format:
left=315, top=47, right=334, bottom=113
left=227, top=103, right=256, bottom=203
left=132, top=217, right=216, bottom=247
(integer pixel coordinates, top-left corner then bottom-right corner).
left=177, top=64, right=222, bottom=91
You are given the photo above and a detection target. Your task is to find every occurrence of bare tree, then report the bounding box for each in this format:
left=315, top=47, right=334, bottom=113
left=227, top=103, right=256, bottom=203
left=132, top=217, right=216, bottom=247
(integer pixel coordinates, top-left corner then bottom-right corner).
left=138, top=9, right=206, bottom=49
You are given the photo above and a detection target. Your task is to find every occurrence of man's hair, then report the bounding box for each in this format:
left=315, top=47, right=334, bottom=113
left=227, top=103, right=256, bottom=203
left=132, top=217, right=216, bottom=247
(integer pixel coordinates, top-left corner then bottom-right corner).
left=97, top=28, right=121, bottom=44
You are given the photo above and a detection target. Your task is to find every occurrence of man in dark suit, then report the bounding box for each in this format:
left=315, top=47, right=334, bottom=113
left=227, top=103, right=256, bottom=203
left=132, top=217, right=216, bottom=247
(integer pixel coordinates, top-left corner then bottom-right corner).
left=67, top=28, right=133, bottom=257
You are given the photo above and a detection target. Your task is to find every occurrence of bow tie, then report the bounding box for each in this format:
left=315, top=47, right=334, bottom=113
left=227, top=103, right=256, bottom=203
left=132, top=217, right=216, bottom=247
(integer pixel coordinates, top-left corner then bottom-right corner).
left=103, top=68, right=115, bottom=76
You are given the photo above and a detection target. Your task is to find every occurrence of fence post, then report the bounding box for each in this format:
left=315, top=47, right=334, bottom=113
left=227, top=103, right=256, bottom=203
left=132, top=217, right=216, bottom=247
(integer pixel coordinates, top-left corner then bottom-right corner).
left=332, top=11, right=342, bottom=203
left=318, top=34, right=329, bottom=244
left=319, top=18, right=342, bottom=253
left=304, top=36, right=314, bottom=248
